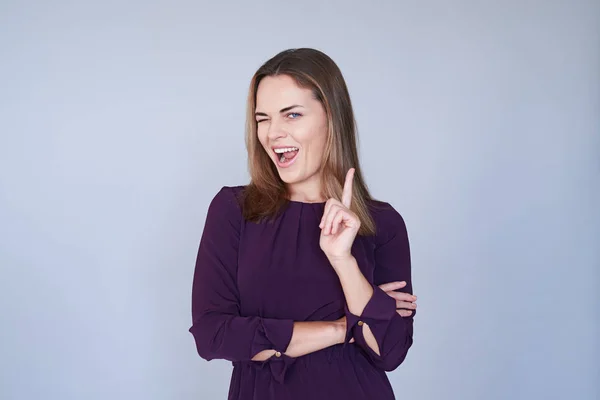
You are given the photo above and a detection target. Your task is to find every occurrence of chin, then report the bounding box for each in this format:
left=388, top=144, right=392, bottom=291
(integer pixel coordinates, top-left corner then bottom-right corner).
left=278, top=173, right=300, bottom=184
left=274, top=166, right=299, bottom=183
left=278, top=169, right=318, bottom=186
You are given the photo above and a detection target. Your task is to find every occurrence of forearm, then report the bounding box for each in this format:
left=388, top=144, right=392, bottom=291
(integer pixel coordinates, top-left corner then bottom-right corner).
left=252, top=320, right=342, bottom=361
left=330, top=255, right=381, bottom=356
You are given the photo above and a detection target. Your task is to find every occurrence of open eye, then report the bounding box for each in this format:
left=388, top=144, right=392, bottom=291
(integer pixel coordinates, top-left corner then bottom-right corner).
left=287, top=112, right=302, bottom=119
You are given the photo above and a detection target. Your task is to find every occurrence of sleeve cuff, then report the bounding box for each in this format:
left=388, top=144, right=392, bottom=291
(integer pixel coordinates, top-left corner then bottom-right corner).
left=250, top=318, right=296, bottom=384
left=251, top=318, right=295, bottom=357
left=342, top=283, right=397, bottom=347
left=360, top=283, right=398, bottom=321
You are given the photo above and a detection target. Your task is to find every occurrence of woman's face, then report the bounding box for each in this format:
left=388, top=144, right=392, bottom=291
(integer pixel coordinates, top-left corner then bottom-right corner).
left=255, top=74, right=328, bottom=186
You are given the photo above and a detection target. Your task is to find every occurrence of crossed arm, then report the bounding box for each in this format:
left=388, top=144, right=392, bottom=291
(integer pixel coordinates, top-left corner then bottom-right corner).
left=189, top=187, right=415, bottom=372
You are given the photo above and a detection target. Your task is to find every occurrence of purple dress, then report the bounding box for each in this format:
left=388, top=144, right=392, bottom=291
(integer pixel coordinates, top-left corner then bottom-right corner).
left=189, top=186, right=415, bottom=400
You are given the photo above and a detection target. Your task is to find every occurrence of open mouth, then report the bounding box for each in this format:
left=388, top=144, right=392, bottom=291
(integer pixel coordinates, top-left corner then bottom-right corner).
left=273, top=147, right=299, bottom=166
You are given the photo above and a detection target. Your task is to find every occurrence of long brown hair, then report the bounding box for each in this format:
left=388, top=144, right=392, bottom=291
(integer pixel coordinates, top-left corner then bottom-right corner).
left=241, top=48, right=376, bottom=236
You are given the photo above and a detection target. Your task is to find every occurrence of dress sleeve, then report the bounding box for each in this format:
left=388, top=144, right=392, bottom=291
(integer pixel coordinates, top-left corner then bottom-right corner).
left=188, top=186, right=295, bottom=362
left=343, top=204, right=415, bottom=371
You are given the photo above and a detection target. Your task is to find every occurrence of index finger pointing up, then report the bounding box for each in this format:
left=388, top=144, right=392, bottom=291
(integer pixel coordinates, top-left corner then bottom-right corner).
left=342, top=168, right=355, bottom=208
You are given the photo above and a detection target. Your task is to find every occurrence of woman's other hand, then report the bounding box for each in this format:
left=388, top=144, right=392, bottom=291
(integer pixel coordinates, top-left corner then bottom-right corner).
left=379, top=281, right=417, bottom=317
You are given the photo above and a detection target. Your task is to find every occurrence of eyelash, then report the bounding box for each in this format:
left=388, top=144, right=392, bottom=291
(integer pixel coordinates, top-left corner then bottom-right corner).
left=257, top=112, right=302, bottom=124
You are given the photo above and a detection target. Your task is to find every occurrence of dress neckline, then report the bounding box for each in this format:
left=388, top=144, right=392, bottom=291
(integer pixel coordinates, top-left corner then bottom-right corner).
left=287, top=199, right=326, bottom=206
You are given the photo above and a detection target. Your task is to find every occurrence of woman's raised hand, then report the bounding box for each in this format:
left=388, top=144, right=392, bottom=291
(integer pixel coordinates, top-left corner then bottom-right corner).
left=319, top=168, right=360, bottom=262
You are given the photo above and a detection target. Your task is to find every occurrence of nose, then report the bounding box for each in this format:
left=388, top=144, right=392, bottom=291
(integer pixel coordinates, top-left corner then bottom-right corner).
left=266, top=118, right=287, bottom=141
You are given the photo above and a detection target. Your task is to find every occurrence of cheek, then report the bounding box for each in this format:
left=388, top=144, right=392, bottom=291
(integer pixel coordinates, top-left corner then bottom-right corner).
left=256, top=124, right=264, bottom=138
left=312, top=124, right=328, bottom=150
left=302, top=132, right=327, bottom=164
left=256, top=126, right=268, bottom=146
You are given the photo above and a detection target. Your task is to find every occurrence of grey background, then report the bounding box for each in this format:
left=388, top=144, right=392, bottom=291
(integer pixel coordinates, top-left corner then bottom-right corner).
left=1, top=1, right=599, bottom=399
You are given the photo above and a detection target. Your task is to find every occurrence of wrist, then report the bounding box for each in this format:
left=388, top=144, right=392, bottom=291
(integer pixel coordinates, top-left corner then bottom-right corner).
left=327, top=254, right=355, bottom=270
left=331, top=320, right=347, bottom=344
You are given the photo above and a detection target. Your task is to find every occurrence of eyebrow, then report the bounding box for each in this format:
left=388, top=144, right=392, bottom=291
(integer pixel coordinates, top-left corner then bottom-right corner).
left=255, top=104, right=304, bottom=117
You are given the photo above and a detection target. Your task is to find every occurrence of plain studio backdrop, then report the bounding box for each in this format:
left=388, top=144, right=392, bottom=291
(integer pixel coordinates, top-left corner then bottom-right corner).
left=1, top=1, right=599, bottom=399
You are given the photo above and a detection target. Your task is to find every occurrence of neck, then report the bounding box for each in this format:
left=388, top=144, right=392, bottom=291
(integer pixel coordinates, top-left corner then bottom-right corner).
left=286, top=175, right=325, bottom=203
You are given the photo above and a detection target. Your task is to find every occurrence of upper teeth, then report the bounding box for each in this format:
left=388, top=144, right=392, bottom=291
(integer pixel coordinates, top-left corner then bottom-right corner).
left=274, top=147, right=298, bottom=153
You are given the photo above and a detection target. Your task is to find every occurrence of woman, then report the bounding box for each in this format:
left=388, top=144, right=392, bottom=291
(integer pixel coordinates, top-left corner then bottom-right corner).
left=189, top=48, right=417, bottom=399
